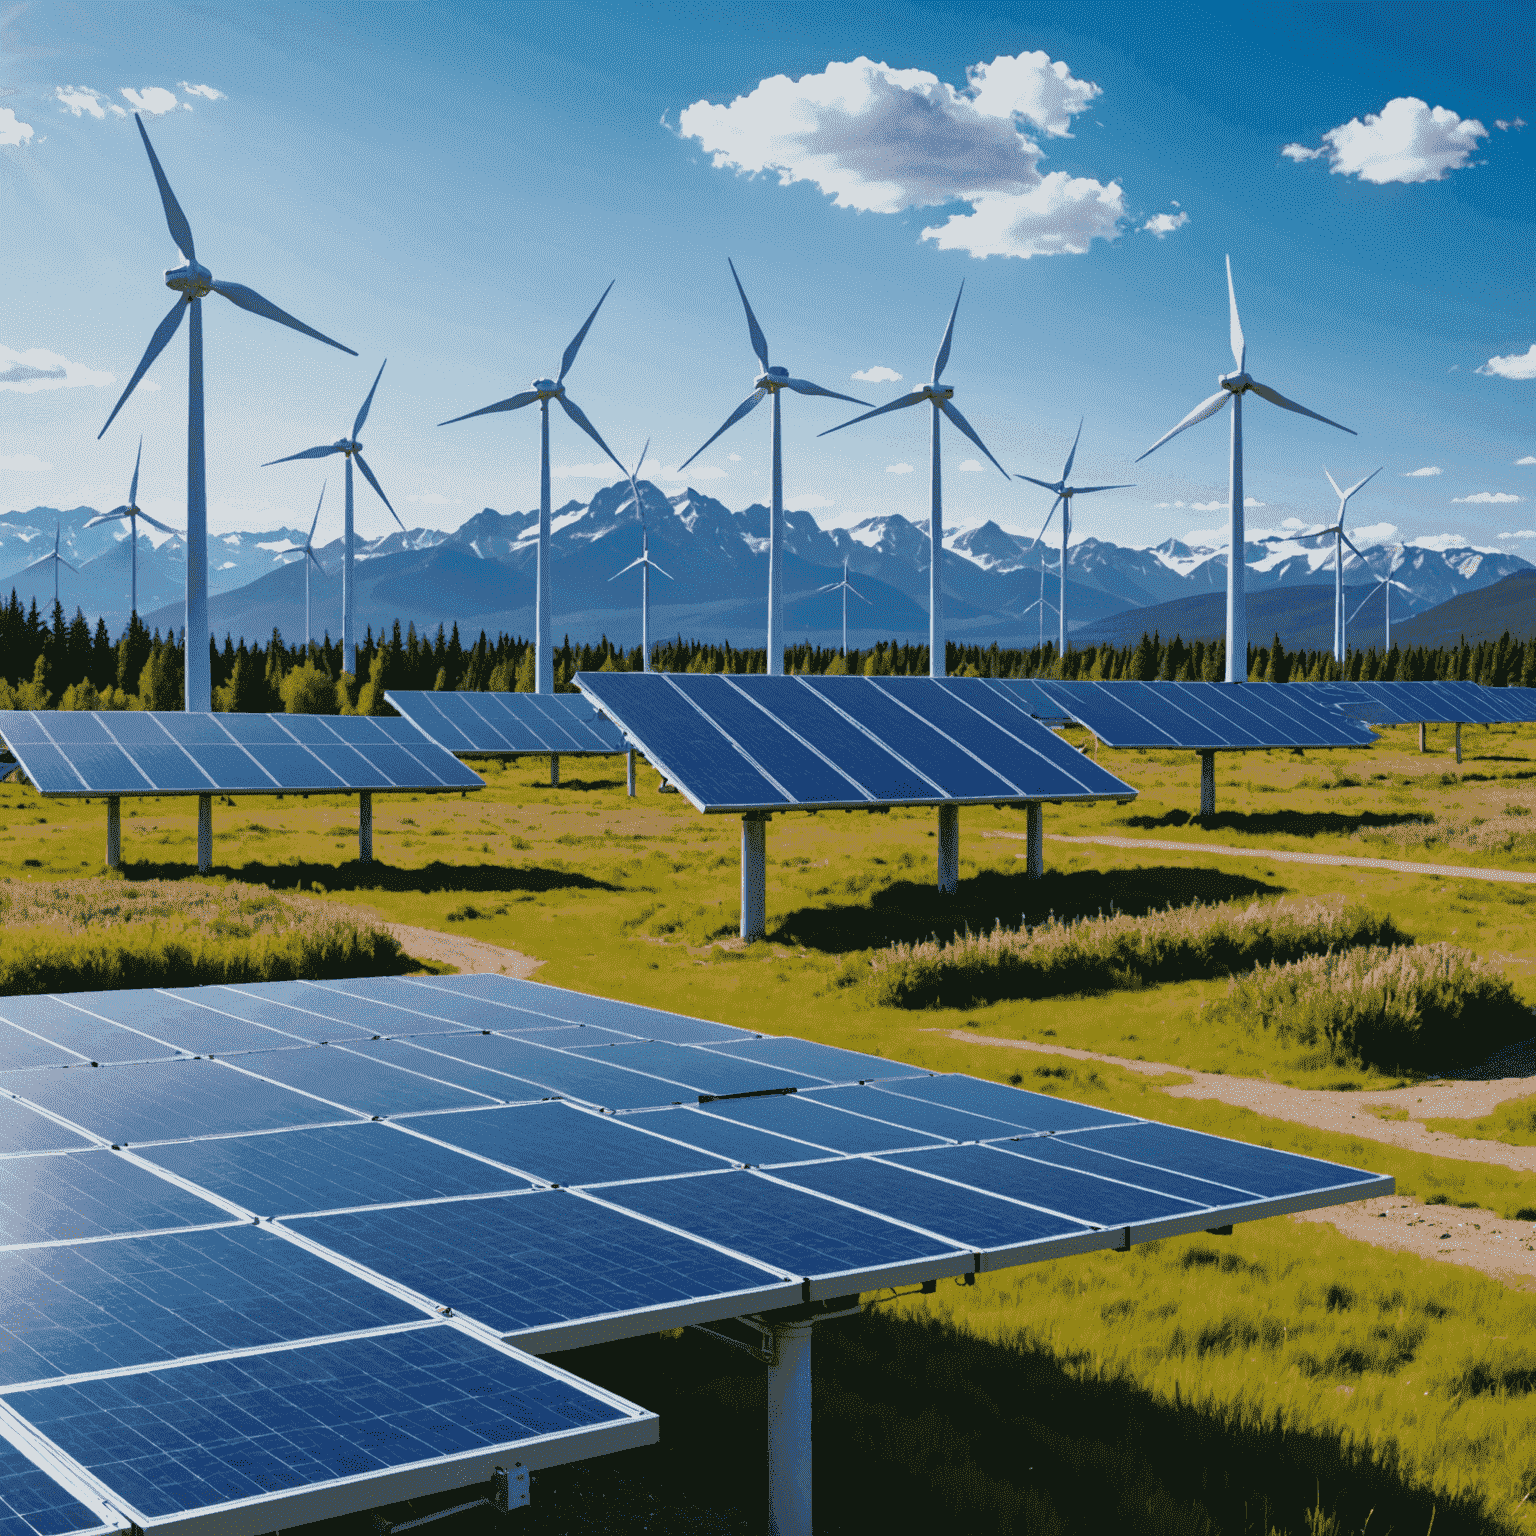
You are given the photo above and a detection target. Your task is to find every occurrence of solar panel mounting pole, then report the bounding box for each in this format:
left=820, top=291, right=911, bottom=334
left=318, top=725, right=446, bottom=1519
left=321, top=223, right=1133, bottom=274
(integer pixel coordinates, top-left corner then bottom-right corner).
left=1419, top=722, right=1427, bottom=754
left=550, top=754, right=560, bottom=788
left=197, top=793, right=212, bottom=874
left=1455, top=723, right=1462, bottom=764
left=937, top=803, right=959, bottom=894
left=626, top=749, right=636, bottom=798
left=105, top=796, right=121, bottom=869
left=766, top=1318, right=813, bottom=1536
left=359, top=790, right=372, bottom=863
left=741, top=813, right=768, bottom=941
left=1200, top=750, right=1216, bottom=817
left=1226, top=393, right=1245, bottom=683
left=1025, top=803, right=1044, bottom=878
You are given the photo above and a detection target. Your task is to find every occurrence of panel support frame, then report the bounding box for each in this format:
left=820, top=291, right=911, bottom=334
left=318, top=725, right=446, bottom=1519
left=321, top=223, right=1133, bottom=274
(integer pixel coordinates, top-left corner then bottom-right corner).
left=936, top=804, right=959, bottom=894
left=1199, top=749, right=1217, bottom=818
left=106, top=795, right=121, bottom=870
left=626, top=749, right=636, bottom=799
left=766, top=1318, right=813, bottom=1536
left=741, top=813, right=769, bottom=942
left=550, top=754, right=560, bottom=788
left=359, top=790, right=373, bottom=864
left=197, top=793, right=212, bottom=875
left=1454, top=722, right=1462, bottom=765
left=1024, top=802, right=1044, bottom=879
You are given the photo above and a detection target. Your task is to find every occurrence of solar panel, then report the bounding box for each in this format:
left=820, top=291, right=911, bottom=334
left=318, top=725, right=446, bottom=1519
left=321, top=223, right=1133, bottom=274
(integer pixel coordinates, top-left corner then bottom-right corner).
left=573, top=672, right=1136, bottom=812
left=0, top=974, right=1390, bottom=1530
left=1294, top=680, right=1516, bottom=726
left=386, top=690, right=627, bottom=756
left=1489, top=686, right=1536, bottom=724
left=0, top=711, right=484, bottom=798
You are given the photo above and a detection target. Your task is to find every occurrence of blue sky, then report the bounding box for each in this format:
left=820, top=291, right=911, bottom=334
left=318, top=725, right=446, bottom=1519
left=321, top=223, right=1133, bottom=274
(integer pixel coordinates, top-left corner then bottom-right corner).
left=3, top=0, right=1532, bottom=557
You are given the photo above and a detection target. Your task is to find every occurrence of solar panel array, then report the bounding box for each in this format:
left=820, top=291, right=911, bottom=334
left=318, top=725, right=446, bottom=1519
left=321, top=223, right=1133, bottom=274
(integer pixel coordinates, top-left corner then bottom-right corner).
left=0, top=974, right=1388, bottom=1535
left=1294, top=680, right=1523, bottom=726
left=0, top=712, right=484, bottom=798
left=574, top=673, right=1136, bottom=812
left=385, top=691, right=627, bottom=757
left=1022, top=680, right=1377, bottom=750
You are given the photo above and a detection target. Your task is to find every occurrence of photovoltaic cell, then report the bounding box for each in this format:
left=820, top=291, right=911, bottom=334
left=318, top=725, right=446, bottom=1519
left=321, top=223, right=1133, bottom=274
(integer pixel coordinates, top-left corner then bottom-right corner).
left=0, top=1435, right=107, bottom=1536
left=560, top=1041, right=825, bottom=1098
left=340, top=1038, right=545, bottom=1100
left=0, top=1098, right=93, bottom=1157
left=1295, top=680, right=1509, bottom=727
left=797, top=1083, right=1027, bottom=1144
left=623, top=1106, right=844, bottom=1168
left=703, top=1037, right=927, bottom=1086
left=61, top=992, right=309, bottom=1058
left=695, top=1094, right=947, bottom=1155
left=386, top=691, right=627, bottom=757
left=0, top=997, right=178, bottom=1066
left=878, top=1075, right=1138, bottom=1134
left=183, top=985, right=380, bottom=1042
left=220, top=1047, right=504, bottom=1118
left=0, top=1024, right=83, bottom=1072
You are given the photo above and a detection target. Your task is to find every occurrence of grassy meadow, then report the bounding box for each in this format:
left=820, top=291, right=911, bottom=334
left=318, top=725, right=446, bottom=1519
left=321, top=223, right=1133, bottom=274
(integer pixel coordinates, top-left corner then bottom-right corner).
left=2, top=716, right=1535, bottom=1533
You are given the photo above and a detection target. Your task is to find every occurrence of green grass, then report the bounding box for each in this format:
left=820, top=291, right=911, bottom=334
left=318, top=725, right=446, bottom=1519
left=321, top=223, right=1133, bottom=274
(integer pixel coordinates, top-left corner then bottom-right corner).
left=1426, top=1093, right=1536, bottom=1150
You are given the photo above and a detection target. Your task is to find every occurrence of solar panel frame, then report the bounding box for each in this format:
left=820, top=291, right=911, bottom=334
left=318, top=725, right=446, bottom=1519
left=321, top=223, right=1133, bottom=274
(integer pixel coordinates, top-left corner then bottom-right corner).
left=385, top=691, right=627, bottom=757
left=1295, top=680, right=1515, bottom=726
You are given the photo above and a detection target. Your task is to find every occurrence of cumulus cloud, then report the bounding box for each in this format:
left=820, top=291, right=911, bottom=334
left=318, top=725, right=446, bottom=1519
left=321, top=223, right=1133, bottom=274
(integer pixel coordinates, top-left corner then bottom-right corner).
left=56, top=86, right=113, bottom=119
left=1516, top=455, right=1536, bottom=466
left=678, top=53, right=1125, bottom=260
left=1351, top=521, right=1399, bottom=545
left=1402, top=465, right=1442, bottom=477
left=0, top=345, right=114, bottom=393
left=1495, top=118, right=1526, bottom=132
left=886, top=463, right=914, bottom=475
left=854, top=365, right=902, bottom=383
left=1411, top=532, right=1470, bottom=552
left=0, top=453, right=50, bottom=472
left=1451, top=491, right=1523, bottom=504
left=1497, top=529, right=1536, bottom=539
left=1142, top=210, right=1188, bottom=238
left=1478, top=345, right=1536, bottom=381
left=958, top=459, right=984, bottom=472
left=1282, top=97, right=1487, bottom=184
left=121, top=86, right=181, bottom=117
left=727, top=452, right=742, bottom=461
left=0, top=108, right=33, bottom=147
left=794, top=493, right=834, bottom=509
left=180, top=82, right=224, bottom=101
left=1188, top=499, right=1224, bottom=512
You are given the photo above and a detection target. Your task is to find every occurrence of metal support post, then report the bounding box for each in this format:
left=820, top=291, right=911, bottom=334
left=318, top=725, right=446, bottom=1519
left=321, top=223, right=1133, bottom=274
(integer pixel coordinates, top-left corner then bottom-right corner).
left=1419, top=722, right=1427, bottom=754
left=1454, top=723, right=1462, bottom=764
left=936, top=803, right=959, bottom=894
left=626, top=749, right=636, bottom=798
left=1025, top=802, right=1044, bottom=878
left=105, top=796, right=121, bottom=870
left=197, top=794, right=212, bottom=875
left=766, top=1319, right=813, bottom=1536
left=359, top=791, right=373, bottom=864
left=741, top=814, right=768, bottom=942
left=550, top=754, right=560, bottom=788
left=1200, top=750, right=1216, bottom=818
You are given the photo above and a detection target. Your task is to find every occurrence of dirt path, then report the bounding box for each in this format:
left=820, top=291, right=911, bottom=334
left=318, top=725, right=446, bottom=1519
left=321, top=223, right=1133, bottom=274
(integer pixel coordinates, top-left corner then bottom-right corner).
left=385, top=922, right=543, bottom=978
left=988, top=829, right=1536, bottom=885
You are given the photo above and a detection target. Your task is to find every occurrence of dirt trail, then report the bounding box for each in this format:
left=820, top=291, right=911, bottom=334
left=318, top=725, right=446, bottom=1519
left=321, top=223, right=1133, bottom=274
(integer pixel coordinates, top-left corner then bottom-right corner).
left=385, top=922, right=543, bottom=978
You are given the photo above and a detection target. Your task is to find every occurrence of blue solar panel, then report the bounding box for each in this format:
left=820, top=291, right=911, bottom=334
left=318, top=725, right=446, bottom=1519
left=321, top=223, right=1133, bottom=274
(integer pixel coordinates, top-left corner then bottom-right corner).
left=340, top=1037, right=542, bottom=1099
left=879, top=1075, right=1138, bottom=1134
left=0, top=1149, right=225, bottom=1248
left=623, top=1105, right=842, bottom=1167
left=797, top=1083, right=1028, bottom=1143
left=0, top=1098, right=93, bottom=1157
left=138, top=1121, right=533, bottom=1217
left=193, top=984, right=381, bottom=1040
left=387, top=691, right=627, bottom=757
left=404, top=1101, right=732, bottom=1185
left=992, top=1130, right=1256, bottom=1207
left=224, top=1046, right=505, bottom=1117
left=978, top=677, right=1077, bottom=724
left=704, top=1037, right=927, bottom=1085
left=562, top=1041, right=825, bottom=1097
left=0, top=997, right=179, bottom=1065
left=289, top=1190, right=794, bottom=1337
left=695, top=1093, right=948, bottom=1155
left=1296, top=680, right=1509, bottom=727
left=0, top=1022, right=83, bottom=1071
left=1487, top=686, right=1536, bottom=723
left=0, top=1434, right=108, bottom=1536
left=62, top=991, right=309, bottom=1057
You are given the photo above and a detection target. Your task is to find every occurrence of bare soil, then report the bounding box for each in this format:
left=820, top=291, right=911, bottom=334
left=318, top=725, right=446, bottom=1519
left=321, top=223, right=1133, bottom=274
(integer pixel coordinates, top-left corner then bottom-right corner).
left=387, top=922, right=543, bottom=978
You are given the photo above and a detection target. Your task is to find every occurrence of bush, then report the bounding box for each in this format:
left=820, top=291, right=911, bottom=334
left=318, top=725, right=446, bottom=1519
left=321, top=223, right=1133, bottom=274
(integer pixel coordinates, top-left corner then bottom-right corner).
left=280, top=660, right=338, bottom=714
left=869, top=897, right=1404, bottom=1010
left=1206, top=942, right=1534, bottom=1072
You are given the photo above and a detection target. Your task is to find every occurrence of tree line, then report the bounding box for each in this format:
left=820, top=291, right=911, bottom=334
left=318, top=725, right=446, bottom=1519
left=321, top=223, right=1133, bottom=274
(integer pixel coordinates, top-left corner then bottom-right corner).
left=2, top=587, right=1532, bottom=715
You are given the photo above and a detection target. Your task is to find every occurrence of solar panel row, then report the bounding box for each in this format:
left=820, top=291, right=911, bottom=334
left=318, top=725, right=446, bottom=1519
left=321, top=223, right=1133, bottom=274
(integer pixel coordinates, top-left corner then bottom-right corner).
left=0, top=711, right=484, bottom=798
left=384, top=691, right=627, bottom=756
left=1294, top=680, right=1524, bottom=726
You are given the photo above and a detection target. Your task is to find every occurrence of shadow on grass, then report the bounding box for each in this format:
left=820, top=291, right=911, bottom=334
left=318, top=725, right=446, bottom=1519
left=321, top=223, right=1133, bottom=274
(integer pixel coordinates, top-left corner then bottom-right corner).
left=1126, top=807, right=1431, bottom=836
left=119, top=858, right=620, bottom=896
left=508, top=1308, right=1483, bottom=1536
left=772, top=864, right=1280, bottom=954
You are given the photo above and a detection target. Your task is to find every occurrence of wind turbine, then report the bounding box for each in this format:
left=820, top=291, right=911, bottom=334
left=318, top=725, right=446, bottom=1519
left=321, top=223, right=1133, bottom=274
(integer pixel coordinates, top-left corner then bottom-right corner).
left=610, top=440, right=671, bottom=671
left=264, top=362, right=402, bottom=674
left=21, top=524, right=76, bottom=610
left=821, top=284, right=1010, bottom=678
left=1136, top=256, right=1354, bottom=682
left=679, top=260, right=868, bottom=677
left=97, top=114, right=356, bottom=711
left=1348, top=544, right=1411, bottom=651
left=1316, top=466, right=1380, bottom=662
left=86, top=438, right=181, bottom=617
left=795, top=558, right=869, bottom=657
left=285, top=483, right=328, bottom=653
left=1016, top=420, right=1132, bottom=655
left=441, top=284, right=625, bottom=694
left=1015, top=560, right=1058, bottom=651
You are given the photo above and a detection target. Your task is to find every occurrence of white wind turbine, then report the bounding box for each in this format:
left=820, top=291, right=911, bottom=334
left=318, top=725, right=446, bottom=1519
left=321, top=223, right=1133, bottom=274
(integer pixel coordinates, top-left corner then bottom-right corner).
left=1136, top=256, right=1354, bottom=682
left=21, top=524, right=76, bottom=611
left=264, top=362, right=402, bottom=674
left=98, top=114, right=356, bottom=711
left=1016, top=419, right=1132, bottom=655
left=610, top=440, right=672, bottom=671
left=1316, top=466, right=1381, bottom=662
left=821, top=284, right=1010, bottom=678
left=680, top=260, right=868, bottom=677
left=86, top=438, right=181, bottom=617
left=441, top=284, right=625, bottom=695
left=1016, top=560, right=1058, bottom=651
left=799, top=558, right=869, bottom=657
left=286, top=483, right=328, bottom=653
left=1348, top=544, right=1412, bottom=651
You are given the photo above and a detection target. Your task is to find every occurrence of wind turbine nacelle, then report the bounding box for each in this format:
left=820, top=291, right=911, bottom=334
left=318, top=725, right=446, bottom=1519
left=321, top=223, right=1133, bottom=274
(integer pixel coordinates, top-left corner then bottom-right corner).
left=756, top=366, right=790, bottom=389
left=1219, top=371, right=1251, bottom=393
left=923, top=384, right=955, bottom=401
left=165, top=262, right=213, bottom=297
left=533, top=379, right=560, bottom=396
left=337, top=438, right=358, bottom=453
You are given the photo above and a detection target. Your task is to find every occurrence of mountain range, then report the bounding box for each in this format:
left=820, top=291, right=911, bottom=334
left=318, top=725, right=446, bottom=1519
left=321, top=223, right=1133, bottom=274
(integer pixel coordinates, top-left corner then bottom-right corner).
left=3, top=483, right=1531, bottom=654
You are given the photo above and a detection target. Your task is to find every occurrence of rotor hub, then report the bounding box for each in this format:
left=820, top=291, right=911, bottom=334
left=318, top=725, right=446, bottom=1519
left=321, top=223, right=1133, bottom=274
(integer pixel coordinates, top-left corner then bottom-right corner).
left=165, top=261, right=213, bottom=298
left=757, top=366, right=790, bottom=391
left=1220, top=371, right=1251, bottom=393
left=533, top=379, right=562, bottom=398
left=924, top=384, right=955, bottom=401
left=337, top=438, right=358, bottom=455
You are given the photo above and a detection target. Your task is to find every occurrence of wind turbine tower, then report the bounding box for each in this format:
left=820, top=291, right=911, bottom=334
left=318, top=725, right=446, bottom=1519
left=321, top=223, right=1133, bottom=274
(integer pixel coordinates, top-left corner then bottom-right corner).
left=809, top=559, right=869, bottom=657
left=610, top=441, right=672, bottom=671
left=1318, top=466, right=1380, bottom=663
left=1136, top=257, right=1354, bottom=682
left=87, top=438, right=180, bottom=617
left=22, top=525, right=76, bottom=611
left=292, top=484, right=328, bottom=653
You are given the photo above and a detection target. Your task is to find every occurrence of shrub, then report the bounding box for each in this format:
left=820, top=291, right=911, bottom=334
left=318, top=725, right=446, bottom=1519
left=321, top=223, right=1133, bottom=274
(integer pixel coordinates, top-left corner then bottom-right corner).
left=869, top=897, right=1404, bottom=1010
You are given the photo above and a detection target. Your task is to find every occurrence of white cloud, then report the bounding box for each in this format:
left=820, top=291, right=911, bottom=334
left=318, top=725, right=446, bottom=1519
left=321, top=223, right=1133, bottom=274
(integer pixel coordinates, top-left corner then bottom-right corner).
left=0, top=345, right=114, bottom=393
left=1497, top=529, right=1536, bottom=539
left=727, top=452, right=742, bottom=461
left=1496, top=118, right=1526, bottom=132
left=1478, top=345, right=1536, bottom=381
left=1402, top=465, right=1442, bottom=477
left=180, top=83, right=225, bottom=101
left=56, top=86, right=109, bottom=119
left=1246, top=498, right=1265, bottom=508
left=679, top=53, right=1123, bottom=260
left=1282, top=97, right=1487, bottom=184
left=853, top=365, right=902, bottom=383
left=1142, top=210, right=1188, bottom=238
left=957, top=459, right=984, bottom=472
left=1411, top=532, right=1469, bottom=551
left=1452, top=491, right=1523, bottom=504
left=1351, top=521, right=1399, bottom=545
left=0, top=108, right=33, bottom=147
left=406, top=493, right=456, bottom=505
left=0, top=453, right=50, bottom=472
left=551, top=462, right=623, bottom=479
left=1189, top=499, right=1224, bottom=512
left=886, top=462, right=914, bottom=475
left=794, top=493, right=834, bottom=509
left=1515, top=455, right=1536, bottom=465
left=120, top=86, right=181, bottom=117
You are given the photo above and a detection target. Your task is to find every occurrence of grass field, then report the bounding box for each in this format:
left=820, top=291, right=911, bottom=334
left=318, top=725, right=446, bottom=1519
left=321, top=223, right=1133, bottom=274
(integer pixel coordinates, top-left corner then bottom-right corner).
left=3, top=718, right=1535, bottom=1532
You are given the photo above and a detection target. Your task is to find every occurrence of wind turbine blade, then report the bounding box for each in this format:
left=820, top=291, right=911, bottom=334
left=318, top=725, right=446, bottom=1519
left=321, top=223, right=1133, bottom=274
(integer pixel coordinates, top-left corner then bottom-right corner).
left=1062, top=417, right=1083, bottom=482
left=306, top=548, right=326, bottom=574
left=1135, top=389, right=1230, bottom=461
left=556, top=393, right=627, bottom=474
left=1347, top=585, right=1386, bottom=625
left=817, top=391, right=927, bottom=437
left=781, top=377, right=871, bottom=406
left=353, top=359, right=387, bottom=437
left=263, top=444, right=344, bottom=466
left=211, top=281, right=356, bottom=355
left=727, top=259, right=770, bottom=372
left=1014, top=473, right=1061, bottom=493
left=679, top=390, right=765, bottom=468
left=354, top=452, right=405, bottom=530
left=135, top=114, right=196, bottom=262
left=937, top=399, right=1009, bottom=478
left=87, top=508, right=131, bottom=526
left=628, top=436, right=651, bottom=483
left=1030, top=498, right=1061, bottom=550
left=308, top=484, right=326, bottom=544
left=1324, top=466, right=1344, bottom=501
left=849, top=582, right=871, bottom=604
left=1247, top=380, right=1354, bottom=435
left=1340, top=534, right=1366, bottom=562
left=1344, top=466, right=1381, bottom=502
left=932, top=282, right=963, bottom=384
left=609, top=557, right=645, bottom=581
left=98, top=298, right=186, bottom=439
left=135, top=510, right=181, bottom=535
left=439, top=391, right=541, bottom=426
left=1226, top=254, right=1245, bottom=372
left=650, top=561, right=674, bottom=581
left=1070, top=483, right=1135, bottom=495
left=558, top=280, right=615, bottom=384
left=129, top=437, right=143, bottom=507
